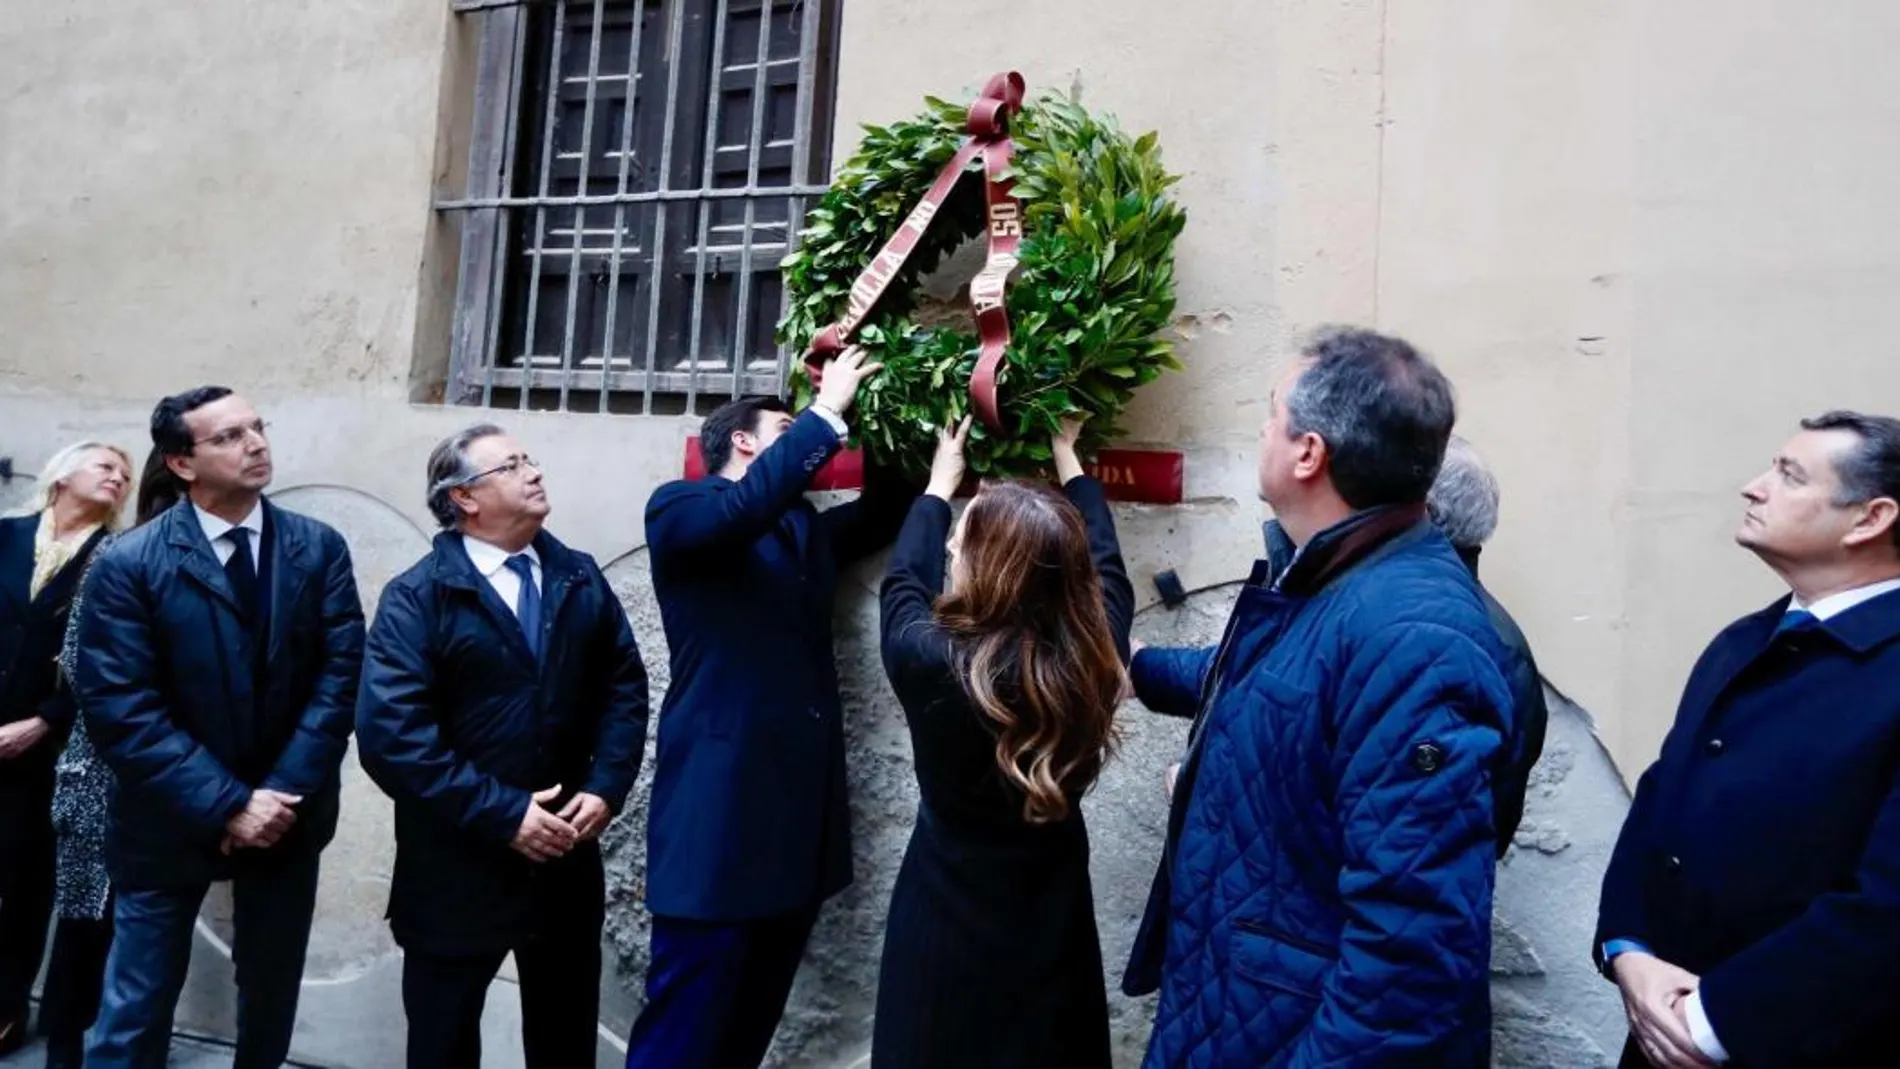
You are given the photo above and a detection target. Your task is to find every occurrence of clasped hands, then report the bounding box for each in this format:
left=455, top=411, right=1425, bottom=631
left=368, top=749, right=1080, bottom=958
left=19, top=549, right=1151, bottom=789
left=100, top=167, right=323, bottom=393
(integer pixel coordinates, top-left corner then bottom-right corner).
left=511, top=784, right=612, bottom=863
left=1613, top=952, right=1718, bottom=1068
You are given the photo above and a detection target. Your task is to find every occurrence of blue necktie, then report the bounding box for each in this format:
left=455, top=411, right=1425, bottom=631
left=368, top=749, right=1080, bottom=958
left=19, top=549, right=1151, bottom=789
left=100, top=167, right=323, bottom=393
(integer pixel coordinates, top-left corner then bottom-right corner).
left=506, top=554, right=542, bottom=660
left=1775, top=608, right=1816, bottom=635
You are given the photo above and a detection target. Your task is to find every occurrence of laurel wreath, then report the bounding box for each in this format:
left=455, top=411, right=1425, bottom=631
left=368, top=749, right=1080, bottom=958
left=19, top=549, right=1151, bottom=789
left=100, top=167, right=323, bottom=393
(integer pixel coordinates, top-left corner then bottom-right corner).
left=776, top=90, right=1187, bottom=479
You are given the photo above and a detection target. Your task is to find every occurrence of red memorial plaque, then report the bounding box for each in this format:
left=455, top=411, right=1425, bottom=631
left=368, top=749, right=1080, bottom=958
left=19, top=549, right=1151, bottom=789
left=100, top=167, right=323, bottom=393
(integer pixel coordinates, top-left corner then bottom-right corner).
left=682, top=438, right=1182, bottom=504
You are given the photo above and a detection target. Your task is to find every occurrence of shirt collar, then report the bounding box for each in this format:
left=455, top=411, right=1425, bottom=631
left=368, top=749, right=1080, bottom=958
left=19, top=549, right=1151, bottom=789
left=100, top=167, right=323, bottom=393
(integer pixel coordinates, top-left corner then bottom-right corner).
left=461, top=534, right=538, bottom=579
left=193, top=501, right=264, bottom=546
left=1792, top=577, right=1900, bottom=622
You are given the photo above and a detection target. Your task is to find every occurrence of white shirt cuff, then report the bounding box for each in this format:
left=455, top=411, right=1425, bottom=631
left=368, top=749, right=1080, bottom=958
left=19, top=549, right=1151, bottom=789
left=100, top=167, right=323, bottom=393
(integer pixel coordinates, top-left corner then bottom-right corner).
left=809, top=404, right=848, bottom=438
left=1684, top=990, right=1730, bottom=1063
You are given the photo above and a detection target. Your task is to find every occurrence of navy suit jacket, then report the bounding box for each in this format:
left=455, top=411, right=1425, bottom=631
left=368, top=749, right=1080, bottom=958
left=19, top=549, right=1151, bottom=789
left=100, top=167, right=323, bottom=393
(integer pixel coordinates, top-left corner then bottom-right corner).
left=643, top=410, right=909, bottom=921
left=1595, top=585, right=1900, bottom=1067
left=71, top=498, right=365, bottom=888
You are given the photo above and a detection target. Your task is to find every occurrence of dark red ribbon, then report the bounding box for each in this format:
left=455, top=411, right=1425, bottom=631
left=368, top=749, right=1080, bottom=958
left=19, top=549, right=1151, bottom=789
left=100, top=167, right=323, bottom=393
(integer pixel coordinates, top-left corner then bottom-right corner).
left=805, top=72, right=1025, bottom=433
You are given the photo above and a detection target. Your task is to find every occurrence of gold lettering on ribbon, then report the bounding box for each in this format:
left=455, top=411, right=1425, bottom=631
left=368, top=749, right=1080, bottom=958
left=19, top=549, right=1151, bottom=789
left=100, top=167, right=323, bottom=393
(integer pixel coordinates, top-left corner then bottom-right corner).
left=841, top=247, right=909, bottom=331
left=904, top=199, right=939, bottom=235
left=969, top=252, right=1020, bottom=316
left=988, top=201, right=1021, bottom=238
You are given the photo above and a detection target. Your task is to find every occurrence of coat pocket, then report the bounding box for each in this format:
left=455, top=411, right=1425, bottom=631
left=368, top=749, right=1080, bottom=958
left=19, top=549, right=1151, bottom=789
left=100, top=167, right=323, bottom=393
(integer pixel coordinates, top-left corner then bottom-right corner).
left=1230, top=919, right=1337, bottom=1001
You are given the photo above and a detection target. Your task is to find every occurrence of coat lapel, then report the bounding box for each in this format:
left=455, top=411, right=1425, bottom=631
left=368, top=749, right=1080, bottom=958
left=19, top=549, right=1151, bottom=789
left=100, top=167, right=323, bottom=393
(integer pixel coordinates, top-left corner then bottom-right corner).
left=263, top=501, right=315, bottom=666
left=435, top=534, right=539, bottom=670
left=0, top=515, right=36, bottom=614
left=532, top=531, right=584, bottom=671
left=166, top=502, right=244, bottom=617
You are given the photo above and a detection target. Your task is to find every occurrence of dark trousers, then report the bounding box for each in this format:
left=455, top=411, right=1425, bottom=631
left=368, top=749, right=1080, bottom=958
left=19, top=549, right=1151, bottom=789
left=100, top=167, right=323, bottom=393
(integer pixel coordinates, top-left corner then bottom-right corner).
left=623, top=908, right=819, bottom=1069
left=0, top=807, right=55, bottom=1025
left=38, top=910, right=113, bottom=1043
left=86, top=852, right=320, bottom=1069
left=401, top=930, right=604, bottom=1069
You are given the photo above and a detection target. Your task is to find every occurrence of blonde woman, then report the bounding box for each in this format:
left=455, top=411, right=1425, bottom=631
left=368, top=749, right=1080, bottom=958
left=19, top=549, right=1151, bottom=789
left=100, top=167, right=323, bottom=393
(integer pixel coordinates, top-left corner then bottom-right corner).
left=0, top=441, right=130, bottom=1060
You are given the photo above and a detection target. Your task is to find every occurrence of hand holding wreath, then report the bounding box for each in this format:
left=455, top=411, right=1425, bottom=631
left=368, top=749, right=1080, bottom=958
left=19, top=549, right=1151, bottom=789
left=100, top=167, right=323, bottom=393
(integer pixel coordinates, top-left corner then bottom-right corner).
left=779, top=80, right=1187, bottom=480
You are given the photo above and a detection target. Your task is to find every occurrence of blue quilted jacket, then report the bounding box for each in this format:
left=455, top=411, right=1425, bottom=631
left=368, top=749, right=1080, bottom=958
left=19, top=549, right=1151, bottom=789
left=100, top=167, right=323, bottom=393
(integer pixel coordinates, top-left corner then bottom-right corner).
left=1127, top=510, right=1512, bottom=1068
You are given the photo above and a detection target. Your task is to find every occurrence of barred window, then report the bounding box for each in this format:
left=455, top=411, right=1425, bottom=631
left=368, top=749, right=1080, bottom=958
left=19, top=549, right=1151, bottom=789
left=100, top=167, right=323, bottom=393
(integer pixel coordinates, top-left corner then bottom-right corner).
left=440, top=0, right=840, bottom=413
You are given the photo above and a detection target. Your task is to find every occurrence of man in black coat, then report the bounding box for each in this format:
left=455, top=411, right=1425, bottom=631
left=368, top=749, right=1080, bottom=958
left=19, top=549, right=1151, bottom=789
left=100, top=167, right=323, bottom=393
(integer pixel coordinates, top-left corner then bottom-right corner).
left=625, top=346, right=911, bottom=1068
left=355, top=423, right=648, bottom=1069
left=1596, top=410, right=1900, bottom=1068
left=71, top=387, right=366, bottom=1069
left=1426, top=435, right=1550, bottom=854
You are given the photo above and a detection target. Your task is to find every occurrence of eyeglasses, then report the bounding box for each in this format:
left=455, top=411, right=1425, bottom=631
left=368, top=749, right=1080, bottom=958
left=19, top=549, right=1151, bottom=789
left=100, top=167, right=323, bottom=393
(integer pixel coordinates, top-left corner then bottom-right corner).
left=194, top=420, right=269, bottom=450
left=456, top=455, right=540, bottom=488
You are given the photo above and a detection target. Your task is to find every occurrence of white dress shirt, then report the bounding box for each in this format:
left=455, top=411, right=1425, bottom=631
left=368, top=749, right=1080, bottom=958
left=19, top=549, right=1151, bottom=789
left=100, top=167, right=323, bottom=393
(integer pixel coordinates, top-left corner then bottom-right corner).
left=194, top=501, right=265, bottom=566
left=1680, top=574, right=1900, bottom=1064
left=809, top=403, right=849, bottom=438
left=1793, top=577, right=1900, bottom=621
left=462, top=535, right=541, bottom=618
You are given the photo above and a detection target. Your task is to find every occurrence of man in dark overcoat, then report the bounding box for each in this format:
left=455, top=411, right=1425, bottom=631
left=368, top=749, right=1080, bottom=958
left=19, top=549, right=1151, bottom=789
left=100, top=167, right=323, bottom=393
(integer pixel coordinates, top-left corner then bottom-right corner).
left=356, top=423, right=649, bottom=1069
left=1597, top=411, right=1900, bottom=1068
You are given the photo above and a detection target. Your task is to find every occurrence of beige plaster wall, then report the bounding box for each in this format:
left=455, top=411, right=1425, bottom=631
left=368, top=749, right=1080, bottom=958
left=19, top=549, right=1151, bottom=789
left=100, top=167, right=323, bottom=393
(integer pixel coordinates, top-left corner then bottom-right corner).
left=1376, top=0, right=1900, bottom=771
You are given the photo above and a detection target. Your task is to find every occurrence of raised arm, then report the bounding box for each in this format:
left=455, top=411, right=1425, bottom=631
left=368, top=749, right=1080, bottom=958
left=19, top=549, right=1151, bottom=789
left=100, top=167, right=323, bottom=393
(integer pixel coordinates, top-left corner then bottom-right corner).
left=646, top=412, right=843, bottom=559
left=647, top=345, right=883, bottom=561
left=820, top=457, right=921, bottom=568
left=1052, top=417, right=1132, bottom=660
left=879, top=418, right=967, bottom=688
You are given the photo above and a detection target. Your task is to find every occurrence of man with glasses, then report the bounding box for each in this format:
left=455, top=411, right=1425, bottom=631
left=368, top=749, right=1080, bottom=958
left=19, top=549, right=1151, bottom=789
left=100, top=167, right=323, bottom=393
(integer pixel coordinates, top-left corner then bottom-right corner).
left=355, top=423, right=649, bottom=1069
left=1596, top=412, right=1900, bottom=1068
left=71, top=386, right=366, bottom=1068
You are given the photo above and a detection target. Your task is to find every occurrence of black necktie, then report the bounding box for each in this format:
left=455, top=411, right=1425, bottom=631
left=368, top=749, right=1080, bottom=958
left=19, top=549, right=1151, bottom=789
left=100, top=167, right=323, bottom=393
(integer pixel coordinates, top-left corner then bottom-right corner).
left=223, top=528, right=259, bottom=626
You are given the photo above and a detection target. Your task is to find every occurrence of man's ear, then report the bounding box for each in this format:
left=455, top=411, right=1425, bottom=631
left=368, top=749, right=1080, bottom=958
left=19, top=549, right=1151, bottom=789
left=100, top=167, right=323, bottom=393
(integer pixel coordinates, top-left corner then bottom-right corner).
left=1845, top=496, right=1899, bottom=549
left=164, top=453, right=196, bottom=484
left=450, top=485, right=478, bottom=521
left=1291, top=432, right=1329, bottom=484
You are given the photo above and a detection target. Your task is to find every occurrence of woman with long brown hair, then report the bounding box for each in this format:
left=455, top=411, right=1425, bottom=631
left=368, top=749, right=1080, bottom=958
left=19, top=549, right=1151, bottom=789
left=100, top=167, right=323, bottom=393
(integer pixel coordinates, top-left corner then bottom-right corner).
left=872, top=416, right=1132, bottom=1069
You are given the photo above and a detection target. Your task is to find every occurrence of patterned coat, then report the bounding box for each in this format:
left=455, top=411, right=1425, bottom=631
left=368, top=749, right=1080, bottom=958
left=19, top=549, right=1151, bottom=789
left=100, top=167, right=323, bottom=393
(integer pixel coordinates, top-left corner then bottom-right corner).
left=51, top=534, right=115, bottom=921
left=1126, top=510, right=1513, bottom=1067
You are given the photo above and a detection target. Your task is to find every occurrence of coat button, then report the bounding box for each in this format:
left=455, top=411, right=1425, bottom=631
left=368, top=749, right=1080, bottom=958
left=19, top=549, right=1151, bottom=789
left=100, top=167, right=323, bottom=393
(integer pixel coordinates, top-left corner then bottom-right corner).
left=1666, top=855, right=1683, bottom=874
left=1704, top=738, right=1725, bottom=756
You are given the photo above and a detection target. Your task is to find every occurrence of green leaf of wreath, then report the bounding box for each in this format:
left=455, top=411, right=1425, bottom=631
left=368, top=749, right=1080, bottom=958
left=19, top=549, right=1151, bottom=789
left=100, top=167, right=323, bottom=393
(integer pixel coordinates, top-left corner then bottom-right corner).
left=777, top=87, right=1187, bottom=480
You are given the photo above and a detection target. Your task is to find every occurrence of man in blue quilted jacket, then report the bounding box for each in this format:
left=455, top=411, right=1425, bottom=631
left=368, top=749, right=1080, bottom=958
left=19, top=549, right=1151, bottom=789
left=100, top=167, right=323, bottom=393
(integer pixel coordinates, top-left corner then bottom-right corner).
left=1125, top=327, right=1514, bottom=1067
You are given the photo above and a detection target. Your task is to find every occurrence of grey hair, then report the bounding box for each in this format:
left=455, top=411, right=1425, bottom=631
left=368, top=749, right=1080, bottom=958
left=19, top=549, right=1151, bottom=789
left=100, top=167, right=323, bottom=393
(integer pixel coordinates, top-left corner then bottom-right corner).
left=426, top=423, right=506, bottom=529
left=1284, top=326, right=1457, bottom=509
left=1426, top=436, right=1500, bottom=550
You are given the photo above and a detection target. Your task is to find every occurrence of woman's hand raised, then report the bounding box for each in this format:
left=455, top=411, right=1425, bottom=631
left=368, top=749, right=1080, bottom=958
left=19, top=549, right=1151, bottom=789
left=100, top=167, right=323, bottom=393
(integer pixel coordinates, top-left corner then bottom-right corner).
left=1052, top=415, right=1088, bottom=485
left=926, top=416, right=974, bottom=501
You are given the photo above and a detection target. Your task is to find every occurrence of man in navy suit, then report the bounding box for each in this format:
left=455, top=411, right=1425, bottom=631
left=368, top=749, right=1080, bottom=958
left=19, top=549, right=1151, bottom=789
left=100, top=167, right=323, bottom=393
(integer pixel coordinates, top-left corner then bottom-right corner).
left=625, top=346, right=912, bottom=1068
left=1596, top=410, right=1900, bottom=1068
left=72, top=387, right=365, bottom=1069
